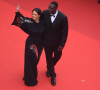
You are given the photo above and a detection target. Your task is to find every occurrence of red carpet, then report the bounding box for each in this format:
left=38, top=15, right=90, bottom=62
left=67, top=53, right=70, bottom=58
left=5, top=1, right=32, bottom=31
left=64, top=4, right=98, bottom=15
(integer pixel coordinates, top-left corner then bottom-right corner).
left=0, top=0, right=100, bottom=90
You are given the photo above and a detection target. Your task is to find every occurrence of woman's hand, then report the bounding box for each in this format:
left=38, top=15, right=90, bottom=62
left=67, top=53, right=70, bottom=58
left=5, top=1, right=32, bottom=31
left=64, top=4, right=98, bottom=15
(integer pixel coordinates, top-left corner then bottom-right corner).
left=16, top=4, right=20, bottom=12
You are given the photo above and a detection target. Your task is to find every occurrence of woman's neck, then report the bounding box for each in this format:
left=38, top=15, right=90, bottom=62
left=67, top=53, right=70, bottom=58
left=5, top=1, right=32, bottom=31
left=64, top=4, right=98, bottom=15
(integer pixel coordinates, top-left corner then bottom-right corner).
left=34, top=19, right=39, bottom=23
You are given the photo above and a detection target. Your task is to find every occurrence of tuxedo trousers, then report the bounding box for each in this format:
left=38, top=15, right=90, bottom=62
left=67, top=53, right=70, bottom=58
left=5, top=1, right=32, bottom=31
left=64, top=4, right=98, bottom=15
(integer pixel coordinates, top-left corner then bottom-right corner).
left=44, top=45, right=62, bottom=78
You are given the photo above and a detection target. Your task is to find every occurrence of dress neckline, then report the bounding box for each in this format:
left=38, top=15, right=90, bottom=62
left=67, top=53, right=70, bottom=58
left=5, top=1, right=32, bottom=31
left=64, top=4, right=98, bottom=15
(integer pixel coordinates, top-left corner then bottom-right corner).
left=31, top=18, right=40, bottom=24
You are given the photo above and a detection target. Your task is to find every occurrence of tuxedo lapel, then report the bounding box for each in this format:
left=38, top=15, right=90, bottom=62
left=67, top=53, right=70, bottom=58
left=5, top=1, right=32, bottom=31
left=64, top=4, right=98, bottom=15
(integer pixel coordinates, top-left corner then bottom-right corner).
left=52, top=11, right=60, bottom=25
left=46, top=12, right=52, bottom=24
left=48, top=14, right=52, bottom=24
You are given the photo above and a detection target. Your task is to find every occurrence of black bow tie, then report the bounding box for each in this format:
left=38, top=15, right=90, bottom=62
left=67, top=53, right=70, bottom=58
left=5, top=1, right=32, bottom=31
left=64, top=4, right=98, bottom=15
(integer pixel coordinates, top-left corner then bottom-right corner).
left=50, top=14, right=55, bottom=17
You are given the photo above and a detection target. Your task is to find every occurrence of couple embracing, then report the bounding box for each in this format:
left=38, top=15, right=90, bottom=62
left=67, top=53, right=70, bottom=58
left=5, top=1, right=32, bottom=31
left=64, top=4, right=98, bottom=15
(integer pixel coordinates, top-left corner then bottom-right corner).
left=12, top=1, right=68, bottom=86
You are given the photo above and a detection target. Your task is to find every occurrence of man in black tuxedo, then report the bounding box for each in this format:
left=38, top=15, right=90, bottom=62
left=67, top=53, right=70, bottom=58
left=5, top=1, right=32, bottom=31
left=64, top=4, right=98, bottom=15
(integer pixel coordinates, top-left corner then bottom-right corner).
left=43, top=1, right=68, bottom=86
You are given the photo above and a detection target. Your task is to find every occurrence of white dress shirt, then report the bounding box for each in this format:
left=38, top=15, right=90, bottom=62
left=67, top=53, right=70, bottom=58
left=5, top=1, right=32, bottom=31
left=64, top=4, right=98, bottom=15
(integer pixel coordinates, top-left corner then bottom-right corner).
left=50, top=10, right=58, bottom=23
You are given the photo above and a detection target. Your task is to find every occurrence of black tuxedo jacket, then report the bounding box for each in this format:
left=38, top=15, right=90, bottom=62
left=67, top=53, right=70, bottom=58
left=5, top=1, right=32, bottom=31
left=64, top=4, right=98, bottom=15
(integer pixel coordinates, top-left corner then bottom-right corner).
left=42, top=10, right=68, bottom=47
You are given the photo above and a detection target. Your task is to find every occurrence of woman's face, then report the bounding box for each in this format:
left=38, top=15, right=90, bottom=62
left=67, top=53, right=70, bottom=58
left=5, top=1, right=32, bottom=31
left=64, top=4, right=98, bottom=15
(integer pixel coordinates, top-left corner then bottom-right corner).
left=32, top=11, right=40, bottom=21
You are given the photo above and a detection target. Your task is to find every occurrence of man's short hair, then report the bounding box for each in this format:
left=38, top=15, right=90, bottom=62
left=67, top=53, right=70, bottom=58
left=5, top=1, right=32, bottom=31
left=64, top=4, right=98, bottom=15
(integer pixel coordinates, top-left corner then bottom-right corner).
left=51, top=1, right=58, bottom=8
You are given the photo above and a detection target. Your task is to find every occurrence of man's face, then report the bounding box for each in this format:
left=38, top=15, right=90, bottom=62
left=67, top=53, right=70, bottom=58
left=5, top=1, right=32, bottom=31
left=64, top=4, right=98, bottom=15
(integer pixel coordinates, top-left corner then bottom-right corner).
left=48, top=4, right=57, bottom=14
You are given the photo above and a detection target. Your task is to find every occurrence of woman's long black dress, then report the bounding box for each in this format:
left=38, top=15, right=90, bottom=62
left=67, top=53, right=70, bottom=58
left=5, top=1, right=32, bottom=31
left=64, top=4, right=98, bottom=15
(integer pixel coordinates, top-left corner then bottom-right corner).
left=12, top=12, right=45, bottom=86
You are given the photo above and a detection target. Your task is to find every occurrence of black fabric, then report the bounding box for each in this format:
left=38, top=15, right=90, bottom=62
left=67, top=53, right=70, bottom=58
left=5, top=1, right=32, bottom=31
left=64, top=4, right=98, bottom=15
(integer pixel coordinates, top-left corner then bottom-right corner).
left=12, top=12, right=30, bottom=34
left=42, top=10, right=68, bottom=77
left=43, top=10, right=68, bottom=47
left=24, top=36, right=43, bottom=85
left=12, top=12, right=45, bottom=85
left=44, top=46, right=62, bottom=78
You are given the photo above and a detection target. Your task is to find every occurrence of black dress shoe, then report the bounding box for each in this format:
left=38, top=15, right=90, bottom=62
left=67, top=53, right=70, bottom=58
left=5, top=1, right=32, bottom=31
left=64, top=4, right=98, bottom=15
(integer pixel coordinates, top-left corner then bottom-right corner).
left=51, top=77, right=56, bottom=86
left=46, top=70, right=51, bottom=77
left=25, top=81, right=38, bottom=86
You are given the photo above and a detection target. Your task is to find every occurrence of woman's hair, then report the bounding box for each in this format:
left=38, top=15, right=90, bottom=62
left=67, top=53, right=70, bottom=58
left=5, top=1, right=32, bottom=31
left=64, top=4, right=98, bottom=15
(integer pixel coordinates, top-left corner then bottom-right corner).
left=32, top=8, right=42, bottom=15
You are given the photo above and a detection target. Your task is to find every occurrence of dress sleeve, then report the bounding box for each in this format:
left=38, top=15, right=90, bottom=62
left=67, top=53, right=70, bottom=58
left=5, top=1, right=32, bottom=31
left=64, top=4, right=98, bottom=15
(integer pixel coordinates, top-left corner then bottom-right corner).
left=11, top=12, right=31, bottom=34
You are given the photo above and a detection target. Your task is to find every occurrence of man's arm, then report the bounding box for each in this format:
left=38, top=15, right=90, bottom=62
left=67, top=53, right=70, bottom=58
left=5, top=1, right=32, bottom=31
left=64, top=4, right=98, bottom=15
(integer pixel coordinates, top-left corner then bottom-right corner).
left=58, top=16, right=68, bottom=51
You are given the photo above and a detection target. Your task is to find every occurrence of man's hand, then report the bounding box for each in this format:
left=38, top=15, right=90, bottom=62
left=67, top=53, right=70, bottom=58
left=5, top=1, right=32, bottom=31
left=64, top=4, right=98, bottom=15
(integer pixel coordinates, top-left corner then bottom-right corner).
left=57, top=46, right=63, bottom=52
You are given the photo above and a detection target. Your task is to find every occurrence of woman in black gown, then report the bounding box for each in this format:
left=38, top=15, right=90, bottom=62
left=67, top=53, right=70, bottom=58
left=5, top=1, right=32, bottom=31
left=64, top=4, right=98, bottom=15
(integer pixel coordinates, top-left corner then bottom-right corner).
left=12, top=5, right=45, bottom=86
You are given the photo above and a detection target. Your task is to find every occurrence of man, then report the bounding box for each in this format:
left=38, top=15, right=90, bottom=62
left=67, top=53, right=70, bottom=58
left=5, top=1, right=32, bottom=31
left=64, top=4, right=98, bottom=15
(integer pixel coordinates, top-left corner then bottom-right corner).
left=43, top=1, right=68, bottom=86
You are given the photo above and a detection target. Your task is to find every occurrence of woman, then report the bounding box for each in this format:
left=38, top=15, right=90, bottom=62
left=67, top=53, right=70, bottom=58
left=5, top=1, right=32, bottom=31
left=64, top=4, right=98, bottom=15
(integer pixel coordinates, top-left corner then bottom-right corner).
left=12, top=5, right=45, bottom=86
